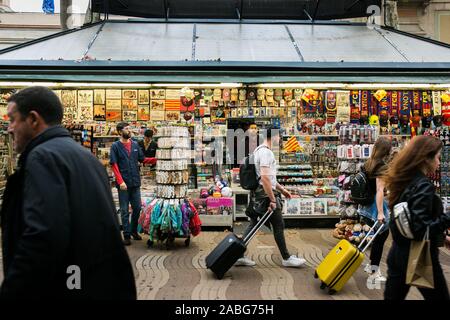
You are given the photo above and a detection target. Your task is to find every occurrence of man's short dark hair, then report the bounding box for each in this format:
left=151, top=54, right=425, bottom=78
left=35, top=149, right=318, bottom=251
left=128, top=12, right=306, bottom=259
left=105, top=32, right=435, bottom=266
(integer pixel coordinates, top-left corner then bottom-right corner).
left=7, top=86, right=63, bottom=125
left=116, top=122, right=129, bottom=132
left=144, top=129, right=153, bottom=138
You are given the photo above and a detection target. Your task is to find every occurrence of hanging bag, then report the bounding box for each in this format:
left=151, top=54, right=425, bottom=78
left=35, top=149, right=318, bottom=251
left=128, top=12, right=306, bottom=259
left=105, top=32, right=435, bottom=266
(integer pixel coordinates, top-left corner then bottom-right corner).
left=406, top=227, right=434, bottom=289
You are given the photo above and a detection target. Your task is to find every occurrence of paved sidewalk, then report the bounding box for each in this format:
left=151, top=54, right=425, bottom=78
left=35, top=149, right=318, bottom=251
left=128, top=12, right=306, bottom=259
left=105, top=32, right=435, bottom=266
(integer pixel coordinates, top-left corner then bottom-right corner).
left=126, top=227, right=450, bottom=300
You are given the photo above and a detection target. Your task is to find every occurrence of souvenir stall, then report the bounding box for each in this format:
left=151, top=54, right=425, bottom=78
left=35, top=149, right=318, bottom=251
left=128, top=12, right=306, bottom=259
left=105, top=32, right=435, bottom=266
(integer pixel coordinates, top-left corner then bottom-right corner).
left=0, top=20, right=450, bottom=230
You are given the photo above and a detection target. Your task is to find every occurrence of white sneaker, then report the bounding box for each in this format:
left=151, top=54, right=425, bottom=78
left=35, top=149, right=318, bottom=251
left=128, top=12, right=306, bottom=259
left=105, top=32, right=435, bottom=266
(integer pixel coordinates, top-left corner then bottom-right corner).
left=373, top=270, right=387, bottom=283
left=235, top=256, right=256, bottom=267
left=282, top=255, right=306, bottom=268
left=364, top=264, right=375, bottom=274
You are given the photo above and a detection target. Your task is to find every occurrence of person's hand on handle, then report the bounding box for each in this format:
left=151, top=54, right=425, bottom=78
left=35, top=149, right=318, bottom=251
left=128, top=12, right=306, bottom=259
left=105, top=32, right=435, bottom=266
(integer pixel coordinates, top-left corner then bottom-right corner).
left=377, top=212, right=385, bottom=224
left=120, top=182, right=127, bottom=191
left=269, top=200, right=277, bottom=212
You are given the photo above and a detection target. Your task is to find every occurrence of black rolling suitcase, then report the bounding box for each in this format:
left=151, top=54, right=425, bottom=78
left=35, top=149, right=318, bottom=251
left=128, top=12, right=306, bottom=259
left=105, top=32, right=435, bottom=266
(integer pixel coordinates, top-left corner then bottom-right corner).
left=206, top=210, right=272, bottom=279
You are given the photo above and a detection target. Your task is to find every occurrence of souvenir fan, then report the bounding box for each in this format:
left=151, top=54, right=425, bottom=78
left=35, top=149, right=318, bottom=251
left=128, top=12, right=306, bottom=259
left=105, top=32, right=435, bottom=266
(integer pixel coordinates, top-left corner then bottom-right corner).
left=257, top=89, right=266, bottom=101
left=203, top=89, right=213, bottom=102
left=213, top=88, right=222, bottom=101
left=231, top=88, right=239, bottom=101
left=222, top=88, right=231, bottom=102
left=302, top=89, right=320, bottom=104
left=373, top=89, right=387, bottom=102
left=247, top=88, right=257, bottom=100
left=274, top=89, right=283, bottom=102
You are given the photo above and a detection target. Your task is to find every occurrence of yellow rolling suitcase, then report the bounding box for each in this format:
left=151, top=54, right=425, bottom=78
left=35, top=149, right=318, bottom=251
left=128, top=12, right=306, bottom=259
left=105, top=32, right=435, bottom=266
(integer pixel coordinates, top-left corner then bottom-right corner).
left=314, top=221, right=384, bottom=294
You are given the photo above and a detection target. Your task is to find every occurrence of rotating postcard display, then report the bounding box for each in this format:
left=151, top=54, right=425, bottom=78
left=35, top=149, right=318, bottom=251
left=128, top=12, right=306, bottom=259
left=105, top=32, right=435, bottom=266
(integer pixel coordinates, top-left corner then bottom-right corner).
left=141, top=126, right=201, bottom=249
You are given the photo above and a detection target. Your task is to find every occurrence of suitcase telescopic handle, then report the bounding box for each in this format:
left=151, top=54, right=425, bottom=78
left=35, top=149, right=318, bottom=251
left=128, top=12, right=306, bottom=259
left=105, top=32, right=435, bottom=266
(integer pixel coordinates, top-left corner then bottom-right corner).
left=357, top=221, right=385, bottom=253
left=243, top=210, right=273, bottom=245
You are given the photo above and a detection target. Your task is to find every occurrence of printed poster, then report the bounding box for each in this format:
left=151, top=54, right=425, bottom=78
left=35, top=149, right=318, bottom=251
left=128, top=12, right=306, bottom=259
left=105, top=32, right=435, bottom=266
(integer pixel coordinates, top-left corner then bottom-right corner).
left=106, top=89, right=121, bottom=100
left=137, top=105, right=150, bottom=121
left=122, top=99, right=138, bottom=110
left=94, top=89, right=106, bottom=105
left=61, top=90, right=77, bottom=123
left=336, top=91, right=351, bottom=123
left=77, top=90, right=94, bottom=121
left=122, top=89, right=137, bottom=100
left=94, top=105, right=106, bottom=121
left=138, top=90, right=150, bottom=104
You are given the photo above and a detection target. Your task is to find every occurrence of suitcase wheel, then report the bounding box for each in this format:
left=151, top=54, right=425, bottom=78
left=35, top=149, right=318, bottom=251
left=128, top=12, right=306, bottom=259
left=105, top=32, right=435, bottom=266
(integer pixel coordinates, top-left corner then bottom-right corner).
left=147, top=240, right=153, bottom=248
left=314, top=271, right=318, bottom=279
left=320, top=282, right=327, bottom=290
left=216, top=274, right=224, bottom=280
left=184, top=238, right=190, bottom=247
left=328, top=289, right=337, bottom=295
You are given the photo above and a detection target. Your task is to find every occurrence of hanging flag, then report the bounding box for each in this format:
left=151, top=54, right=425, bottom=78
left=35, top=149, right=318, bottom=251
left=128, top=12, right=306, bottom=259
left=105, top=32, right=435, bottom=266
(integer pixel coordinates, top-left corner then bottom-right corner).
left=284, top=136, right=303, bottom=153
left=42, top=0, right=55, bottom=14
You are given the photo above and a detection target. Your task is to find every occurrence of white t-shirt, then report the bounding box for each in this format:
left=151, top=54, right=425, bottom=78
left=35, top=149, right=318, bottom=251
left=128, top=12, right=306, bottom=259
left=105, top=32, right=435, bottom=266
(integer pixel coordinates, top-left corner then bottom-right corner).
left=253, top=144, right=277, bottom=190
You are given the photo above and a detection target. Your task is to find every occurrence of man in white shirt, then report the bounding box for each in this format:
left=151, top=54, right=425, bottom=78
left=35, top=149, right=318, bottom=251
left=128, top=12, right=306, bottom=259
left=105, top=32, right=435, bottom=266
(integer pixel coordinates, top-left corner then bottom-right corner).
left=236, top=126, right=306, bottom=268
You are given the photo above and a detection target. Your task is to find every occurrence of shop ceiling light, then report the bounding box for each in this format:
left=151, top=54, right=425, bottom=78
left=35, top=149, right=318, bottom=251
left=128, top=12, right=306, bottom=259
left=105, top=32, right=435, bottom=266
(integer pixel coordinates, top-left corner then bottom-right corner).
left=0, top=82, right=59, bottom=87
left=157, top=83, right=242, bottom=88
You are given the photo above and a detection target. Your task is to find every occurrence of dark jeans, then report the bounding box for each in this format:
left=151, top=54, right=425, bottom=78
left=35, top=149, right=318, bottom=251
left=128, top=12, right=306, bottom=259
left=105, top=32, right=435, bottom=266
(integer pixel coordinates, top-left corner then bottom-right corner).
left=118, top=186, right=141, bottom=238
left=242, top=199, right=290, bottom=260
left=384, top=242, right=450, bottom=300
left=370, top=228, right=389, bottom=266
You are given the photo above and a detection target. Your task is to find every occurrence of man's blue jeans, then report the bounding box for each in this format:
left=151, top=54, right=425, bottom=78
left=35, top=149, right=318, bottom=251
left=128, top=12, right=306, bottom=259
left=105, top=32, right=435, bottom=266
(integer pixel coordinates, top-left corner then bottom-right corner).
left=118, top=186, right=141, bottom=238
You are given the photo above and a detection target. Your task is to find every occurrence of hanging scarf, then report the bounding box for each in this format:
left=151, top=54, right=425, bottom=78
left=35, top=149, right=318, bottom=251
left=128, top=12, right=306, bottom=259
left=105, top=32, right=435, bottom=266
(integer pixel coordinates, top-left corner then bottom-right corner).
left=421, top=91, right=433, bottom=129
left=410, top=91, right=422, bottom=134
left=399, top=91, right=412, bottom=133
left=350, top=90, right=361, bottom=124
left=360, top=90, right=370, bottom=125
left=326, top=91, right=337, bottom=124
left=336, top=91, right=351, bottom=124
left=390, top=90, right=400, bottom=125
left=378, top=91, right=391, bottom=128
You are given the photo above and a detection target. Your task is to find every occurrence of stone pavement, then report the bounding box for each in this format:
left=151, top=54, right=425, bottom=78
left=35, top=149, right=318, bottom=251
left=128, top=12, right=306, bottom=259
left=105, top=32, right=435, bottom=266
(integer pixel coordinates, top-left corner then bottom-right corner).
left=125, top=226, right=450, bottom=300
left=1, top=227, right=449, bottom=300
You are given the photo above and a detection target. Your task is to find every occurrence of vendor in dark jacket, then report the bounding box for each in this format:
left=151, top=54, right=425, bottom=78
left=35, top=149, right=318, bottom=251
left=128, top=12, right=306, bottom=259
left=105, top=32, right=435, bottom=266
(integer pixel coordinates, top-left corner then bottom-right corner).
left=138, top=128, right=158, bottom=158
left=384, top=135, right=450, bottom=300
left=0, top=86, right=136, bottom=300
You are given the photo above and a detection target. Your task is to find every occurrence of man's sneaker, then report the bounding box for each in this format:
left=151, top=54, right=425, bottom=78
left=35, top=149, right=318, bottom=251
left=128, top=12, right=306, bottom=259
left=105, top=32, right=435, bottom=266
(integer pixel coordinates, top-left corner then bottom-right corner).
left=282, top=255, right=306, bottom=268
left=131, top=233, right=142, bottom=241
left=235, top=256, right=256, bottom=267
left=364, top=264, right=375, bottom=274
left=123, top=238, right=131, bottom=246
left=373, top=270, right=387, bottom=282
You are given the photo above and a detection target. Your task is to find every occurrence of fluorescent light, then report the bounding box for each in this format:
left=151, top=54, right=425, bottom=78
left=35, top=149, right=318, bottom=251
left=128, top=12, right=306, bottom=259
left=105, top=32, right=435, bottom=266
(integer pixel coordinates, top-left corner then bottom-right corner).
left=0, top=82, right=59, bottom=87
left=256, top=83, right=450, bottom=90
left=256, top=83, right=347, bottom=89
left=157, top=83, right=242, bottom=88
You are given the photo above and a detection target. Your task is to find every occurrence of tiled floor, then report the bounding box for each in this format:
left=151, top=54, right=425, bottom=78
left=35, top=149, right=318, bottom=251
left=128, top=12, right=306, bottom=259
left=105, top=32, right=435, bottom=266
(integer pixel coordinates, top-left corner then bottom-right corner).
left=125, top=227, right=450, bottom=300
left=1, top=227, right=449, bottom=300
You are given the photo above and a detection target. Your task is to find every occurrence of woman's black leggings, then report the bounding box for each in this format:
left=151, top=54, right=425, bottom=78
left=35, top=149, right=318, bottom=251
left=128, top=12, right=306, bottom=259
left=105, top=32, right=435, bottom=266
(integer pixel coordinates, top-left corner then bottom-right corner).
left=369, top=228, right=390, bottom=266
left=384, top=242, right=450, bottom=300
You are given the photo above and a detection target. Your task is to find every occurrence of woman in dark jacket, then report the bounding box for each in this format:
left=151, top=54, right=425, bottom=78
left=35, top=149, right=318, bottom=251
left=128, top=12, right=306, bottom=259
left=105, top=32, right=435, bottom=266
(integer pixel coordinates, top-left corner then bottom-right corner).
left=384, top=135, right=450, bottom=300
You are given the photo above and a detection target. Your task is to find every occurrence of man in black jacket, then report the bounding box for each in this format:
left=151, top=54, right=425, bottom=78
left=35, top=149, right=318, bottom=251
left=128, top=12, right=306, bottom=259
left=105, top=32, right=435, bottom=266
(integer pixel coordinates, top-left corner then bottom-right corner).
left=0, top=86, right=136, bottom=299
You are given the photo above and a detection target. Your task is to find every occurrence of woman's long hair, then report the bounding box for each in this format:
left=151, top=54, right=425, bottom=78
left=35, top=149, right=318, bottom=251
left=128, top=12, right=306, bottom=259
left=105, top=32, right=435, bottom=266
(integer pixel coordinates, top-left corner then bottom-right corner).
left=384, top=135, right=443, bottom=210
left=364, top=137, right=392, bottom=176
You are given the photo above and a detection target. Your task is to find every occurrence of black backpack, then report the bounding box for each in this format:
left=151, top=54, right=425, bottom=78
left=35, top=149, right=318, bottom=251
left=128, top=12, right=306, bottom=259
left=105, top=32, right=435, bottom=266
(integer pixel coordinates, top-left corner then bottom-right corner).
left=239, top=146, right=268, bottom=191
left=349, top=167, right=374, bottom=205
